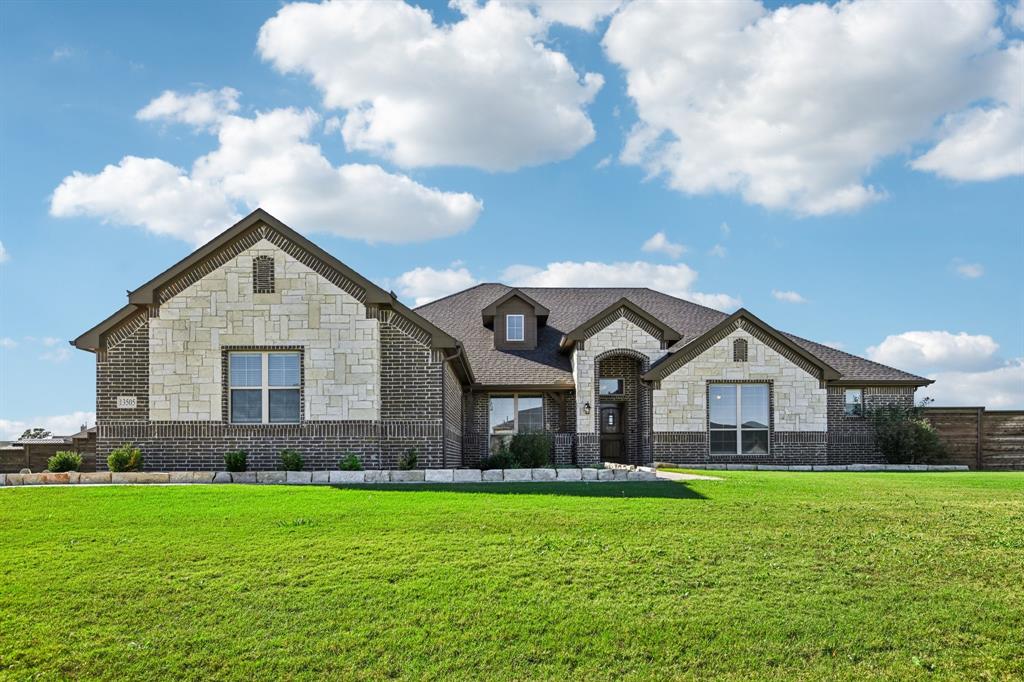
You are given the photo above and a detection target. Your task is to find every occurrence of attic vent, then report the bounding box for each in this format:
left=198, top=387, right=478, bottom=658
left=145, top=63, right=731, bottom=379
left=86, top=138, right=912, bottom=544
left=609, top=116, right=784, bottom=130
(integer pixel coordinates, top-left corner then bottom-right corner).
left=253, top=256, right=275, bottom=294
left=733, top=338, right=748, bottom=362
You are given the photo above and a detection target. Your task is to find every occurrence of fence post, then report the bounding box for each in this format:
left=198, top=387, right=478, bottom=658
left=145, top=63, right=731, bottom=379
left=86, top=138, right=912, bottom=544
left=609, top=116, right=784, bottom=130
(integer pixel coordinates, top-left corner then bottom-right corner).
left=976, top=407, right=983, bottom=470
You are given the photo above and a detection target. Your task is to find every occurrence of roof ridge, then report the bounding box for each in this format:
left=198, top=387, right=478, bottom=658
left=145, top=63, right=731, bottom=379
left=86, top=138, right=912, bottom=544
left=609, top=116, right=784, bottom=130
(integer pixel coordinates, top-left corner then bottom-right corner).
left=414, top=282, right=503, bottom=310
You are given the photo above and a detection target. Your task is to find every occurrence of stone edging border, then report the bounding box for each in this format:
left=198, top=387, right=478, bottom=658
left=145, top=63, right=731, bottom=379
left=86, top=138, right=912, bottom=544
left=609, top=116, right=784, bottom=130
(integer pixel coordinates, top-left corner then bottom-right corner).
left=0, top=467, right=659, bottom=487
left=656, top=463, right=970, bottom=472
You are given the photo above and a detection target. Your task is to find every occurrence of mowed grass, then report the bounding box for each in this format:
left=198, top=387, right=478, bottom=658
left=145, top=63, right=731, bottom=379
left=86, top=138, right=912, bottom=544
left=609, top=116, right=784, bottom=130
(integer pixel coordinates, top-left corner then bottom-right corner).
left=1, top=473, right=1022, bottom=680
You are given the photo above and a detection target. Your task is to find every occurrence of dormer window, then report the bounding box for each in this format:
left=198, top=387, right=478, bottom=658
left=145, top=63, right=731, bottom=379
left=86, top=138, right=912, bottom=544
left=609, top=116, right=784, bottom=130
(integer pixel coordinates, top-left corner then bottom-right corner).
left=506, top=314, right=524, bottom=342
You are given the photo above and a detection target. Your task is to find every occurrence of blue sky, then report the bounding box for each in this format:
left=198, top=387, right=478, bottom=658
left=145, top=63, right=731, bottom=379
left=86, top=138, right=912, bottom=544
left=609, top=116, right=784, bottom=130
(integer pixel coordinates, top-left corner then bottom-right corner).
left=1, top=0, right=1022, bottom=437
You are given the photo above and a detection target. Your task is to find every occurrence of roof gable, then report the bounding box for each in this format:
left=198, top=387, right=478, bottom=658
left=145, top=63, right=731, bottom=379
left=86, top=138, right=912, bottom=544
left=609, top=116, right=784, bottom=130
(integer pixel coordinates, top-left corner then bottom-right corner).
left=643, top=308, right=841, bottom=382
left=73, top=210, right=471, bottom=382
left=481, top=289, right=550, bottom=327
left=559, top=297, right=682, bottom=352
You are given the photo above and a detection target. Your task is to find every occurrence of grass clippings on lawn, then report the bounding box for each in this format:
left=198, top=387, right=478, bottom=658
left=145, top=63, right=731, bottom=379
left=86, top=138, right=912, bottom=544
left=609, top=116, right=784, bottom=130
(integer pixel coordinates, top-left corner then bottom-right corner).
left=1, top=472, right=1022, bottom=680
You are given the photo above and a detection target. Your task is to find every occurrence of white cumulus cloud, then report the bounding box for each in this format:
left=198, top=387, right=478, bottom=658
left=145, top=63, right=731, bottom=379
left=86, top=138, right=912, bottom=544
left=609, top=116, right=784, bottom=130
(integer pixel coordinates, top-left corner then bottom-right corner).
left=531, top=0, right=622, bottom=31
left=397, top=266, right=480, bottom=307
left=911, top=44, right=1024, bottom=181
left=641, top=231, right=685, bottom=259
left=0, top=337, right=16, bottom=349
left=867, top=330, right=1001, bottom=373
left=0, top=240, right=8, bottom=263
left=257, top=0, right=602, bottom=170
left=501, top=260, right=740, bottom=311
left=604, top=0, right=1020, bottom=215
left=923, top=359, right=1024, bottom=409
left=772, top=290, right=807, bottom=304
left=52, top=93, right=482, bottom=245
left=136, top=87, right=241, bottom=130
left=0, top=411, right=96, bottom=441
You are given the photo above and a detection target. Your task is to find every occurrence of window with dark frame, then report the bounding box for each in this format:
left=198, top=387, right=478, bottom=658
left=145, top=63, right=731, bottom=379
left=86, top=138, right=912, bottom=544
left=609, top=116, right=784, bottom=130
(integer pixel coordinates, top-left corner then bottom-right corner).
left=488, top=393, right=542, bottom=453
left=253, top=255, right=275, bottom=294
left=599, top=378, right=624, bottom=396
left=229, top=351, right=300, bottom=423
left=709, top=383, right=769, bottom=455
left=844, top=388, right=864, bottom=417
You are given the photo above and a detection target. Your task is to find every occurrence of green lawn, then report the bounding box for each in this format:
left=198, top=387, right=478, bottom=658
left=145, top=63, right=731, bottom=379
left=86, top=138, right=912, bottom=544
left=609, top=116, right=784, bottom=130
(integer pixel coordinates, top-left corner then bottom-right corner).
left=1, top=473, right=1022, bottom=680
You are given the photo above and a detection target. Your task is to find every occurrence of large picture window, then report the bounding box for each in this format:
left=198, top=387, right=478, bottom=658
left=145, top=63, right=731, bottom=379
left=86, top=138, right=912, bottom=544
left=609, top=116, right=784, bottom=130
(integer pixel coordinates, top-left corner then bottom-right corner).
left=229, top=351, right=300, bottom=424
left=489, top=394, right=542, bottom=453
left=709, top=383, right=769, bottom=455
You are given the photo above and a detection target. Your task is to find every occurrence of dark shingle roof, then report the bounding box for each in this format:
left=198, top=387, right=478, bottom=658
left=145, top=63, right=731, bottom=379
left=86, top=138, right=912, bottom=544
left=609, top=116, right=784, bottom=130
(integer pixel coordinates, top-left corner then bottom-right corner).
left=415, top=284, right=930, bottom=387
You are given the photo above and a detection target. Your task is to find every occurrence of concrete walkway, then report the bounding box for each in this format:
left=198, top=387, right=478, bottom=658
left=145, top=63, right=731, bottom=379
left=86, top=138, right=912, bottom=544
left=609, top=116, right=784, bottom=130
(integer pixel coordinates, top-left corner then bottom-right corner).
left=656, top=470, right=722, bottom=482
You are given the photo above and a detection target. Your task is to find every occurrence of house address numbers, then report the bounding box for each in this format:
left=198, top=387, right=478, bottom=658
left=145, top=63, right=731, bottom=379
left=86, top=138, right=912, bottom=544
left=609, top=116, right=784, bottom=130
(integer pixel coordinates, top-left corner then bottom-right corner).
left=116, top=396, right=138, bottom=409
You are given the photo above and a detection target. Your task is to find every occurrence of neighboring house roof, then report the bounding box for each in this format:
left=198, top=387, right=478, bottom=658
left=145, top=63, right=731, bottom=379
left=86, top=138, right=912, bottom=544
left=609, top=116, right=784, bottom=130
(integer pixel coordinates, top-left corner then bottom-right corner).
left=71, top=209, right=474, bottom=383
left=416, top=283, right=932, bottom=387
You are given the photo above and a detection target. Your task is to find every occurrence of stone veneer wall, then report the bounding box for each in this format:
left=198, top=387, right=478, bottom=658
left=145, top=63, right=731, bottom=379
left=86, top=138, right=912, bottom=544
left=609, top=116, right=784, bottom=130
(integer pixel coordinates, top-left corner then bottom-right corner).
left=826, top=385, right=916, bottom=464
left=571, top=314, right=666, bottom=466
left=650, top=328, right=829, bottom=465
left=95, top=238, right=453, bottom=471
left=652, top=328, right=827, bottom=432
left=149, top=241, right=380, bottom=422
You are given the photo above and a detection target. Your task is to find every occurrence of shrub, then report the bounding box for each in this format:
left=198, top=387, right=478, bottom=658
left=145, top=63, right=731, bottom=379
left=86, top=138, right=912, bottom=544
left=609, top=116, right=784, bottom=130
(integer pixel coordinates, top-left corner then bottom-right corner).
left=338, top=453, right=363, bottom=471
left=107, top=443, right=142, bottom=472
left=279, top=449, right=304, bottom=471
left=224, top=450, right=248, bottom=472
left=478, top=450, right=516, bottom=470
left=871, top=400, right=947, bottom=465
left=509, top=433, right=551, bottom=468
left=398, top=447, right=418, bottom=470
left=48, top=451, right=82, bottom=473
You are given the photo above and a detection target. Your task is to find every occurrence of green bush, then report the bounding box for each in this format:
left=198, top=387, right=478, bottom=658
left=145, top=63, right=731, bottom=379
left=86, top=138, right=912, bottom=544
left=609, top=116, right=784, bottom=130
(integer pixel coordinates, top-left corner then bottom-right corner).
left=107, top=444, right=142, bottom=472
left=478, top=450, right=516, bottom=470
left=279, top=449, right=304, bottom=471
left=509, top=433, right=550, bottom=468
left=871, top=401, right=947, bottom=464
left=224, top=450, right=248, bottom=472
left=479, top=434, right=551, bottom=469
left=338, top=453, right=363, bottom=471
left=398, top=448, right=418, bottom=470
left=48, top=451, right=83, bottom=473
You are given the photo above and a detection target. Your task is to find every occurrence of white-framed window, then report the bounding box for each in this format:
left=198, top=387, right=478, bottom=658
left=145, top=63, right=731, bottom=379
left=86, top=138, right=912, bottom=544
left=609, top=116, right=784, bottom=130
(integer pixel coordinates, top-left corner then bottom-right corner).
left=709, top=383, right=769, bottom=455
left=599, top=378, right=624, bottom=396
left=844, top=388, right=864, bottom=417
left=488, top=393, right=542, bottom=452
left=506, top=314, right=525, bottom=342
left=229, top=351, right=300, bottom=424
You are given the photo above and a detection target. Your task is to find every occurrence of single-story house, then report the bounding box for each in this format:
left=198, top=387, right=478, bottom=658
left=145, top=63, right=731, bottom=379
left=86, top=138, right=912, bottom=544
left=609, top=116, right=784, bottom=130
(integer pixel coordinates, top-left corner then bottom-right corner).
left=73, top=209, right=931, bottom=470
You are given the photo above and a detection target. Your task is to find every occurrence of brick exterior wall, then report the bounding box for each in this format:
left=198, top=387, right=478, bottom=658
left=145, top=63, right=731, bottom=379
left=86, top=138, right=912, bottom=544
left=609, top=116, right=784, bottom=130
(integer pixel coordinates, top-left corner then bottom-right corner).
left=461, top=389, right=576, bottom=467
left=442, top=361, right=463, bottom=467
left=826, top=385, right=916, bottom=464
left=95, top=307, right=451, bottom=471
left=596, top=353, right=650, bottom=465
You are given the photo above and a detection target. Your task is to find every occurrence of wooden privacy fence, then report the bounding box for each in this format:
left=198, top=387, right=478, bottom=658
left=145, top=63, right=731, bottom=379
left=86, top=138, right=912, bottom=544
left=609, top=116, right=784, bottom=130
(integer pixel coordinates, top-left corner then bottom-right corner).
left=921, top=408, right=1024, bottom=470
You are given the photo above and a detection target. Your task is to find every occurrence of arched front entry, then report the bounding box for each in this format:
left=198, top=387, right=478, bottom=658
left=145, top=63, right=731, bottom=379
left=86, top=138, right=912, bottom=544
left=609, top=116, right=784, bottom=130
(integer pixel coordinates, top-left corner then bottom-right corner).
left=593, top=349, right=651, bottom=465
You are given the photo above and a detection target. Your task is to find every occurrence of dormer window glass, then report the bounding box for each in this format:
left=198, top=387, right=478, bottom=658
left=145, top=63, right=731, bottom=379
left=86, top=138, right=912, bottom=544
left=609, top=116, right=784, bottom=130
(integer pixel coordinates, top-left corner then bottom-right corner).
left=506, top=314, right=524, bottom=342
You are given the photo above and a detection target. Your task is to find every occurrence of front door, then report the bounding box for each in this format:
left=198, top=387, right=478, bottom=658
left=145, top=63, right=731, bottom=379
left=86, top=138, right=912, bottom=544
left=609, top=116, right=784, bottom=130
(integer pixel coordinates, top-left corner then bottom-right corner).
left=600, top=403, right=626, bottom=463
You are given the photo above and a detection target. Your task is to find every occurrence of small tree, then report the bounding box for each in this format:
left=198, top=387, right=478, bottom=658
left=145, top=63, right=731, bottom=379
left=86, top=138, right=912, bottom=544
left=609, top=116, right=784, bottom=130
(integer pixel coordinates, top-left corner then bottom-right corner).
left=19, top=428, right=51, bottom=440
left=870, top=399, right=946, bottom=465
